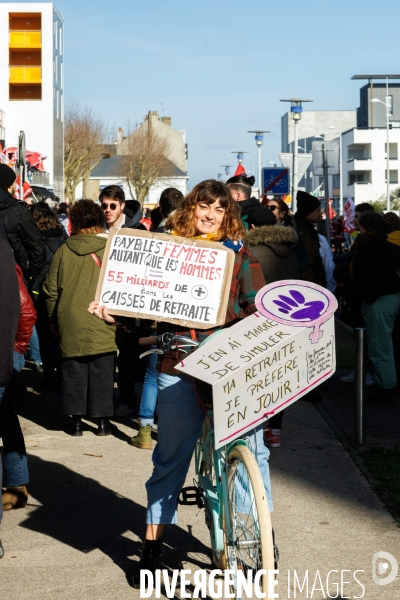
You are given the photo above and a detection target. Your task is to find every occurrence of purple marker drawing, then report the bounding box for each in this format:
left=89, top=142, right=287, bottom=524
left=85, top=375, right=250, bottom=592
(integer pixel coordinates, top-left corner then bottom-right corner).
left=256, top=280, right=338, bottom=343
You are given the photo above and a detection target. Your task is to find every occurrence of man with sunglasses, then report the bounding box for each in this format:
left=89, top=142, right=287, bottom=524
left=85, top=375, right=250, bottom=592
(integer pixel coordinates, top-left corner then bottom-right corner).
left=100, top=185, right=146, bottom=233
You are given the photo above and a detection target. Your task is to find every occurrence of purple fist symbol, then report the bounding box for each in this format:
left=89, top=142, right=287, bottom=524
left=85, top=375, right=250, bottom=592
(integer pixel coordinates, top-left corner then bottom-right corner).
left=273, top=290, right=325, bottom=321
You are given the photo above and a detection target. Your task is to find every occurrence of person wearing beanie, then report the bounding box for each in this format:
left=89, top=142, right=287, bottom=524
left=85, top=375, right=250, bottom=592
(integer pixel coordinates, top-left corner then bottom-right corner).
left=292, top=191, right=326, bottom=287
left=227, top=174, right=276, bottom=230
left=0, top=164, right=45, bottom=284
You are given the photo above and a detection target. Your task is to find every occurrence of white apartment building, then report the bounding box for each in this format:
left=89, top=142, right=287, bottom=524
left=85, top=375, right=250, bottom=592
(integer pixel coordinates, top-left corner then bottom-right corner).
left=281, top=110, right=357, bottom=205
left=0, top=3, right=64, bottom=198
left=341, top=127, right=400, bottom=203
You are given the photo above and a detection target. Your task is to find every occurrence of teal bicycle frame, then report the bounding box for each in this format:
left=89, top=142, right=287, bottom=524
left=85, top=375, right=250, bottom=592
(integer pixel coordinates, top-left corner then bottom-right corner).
left=193, top=410, right=258, bottom=559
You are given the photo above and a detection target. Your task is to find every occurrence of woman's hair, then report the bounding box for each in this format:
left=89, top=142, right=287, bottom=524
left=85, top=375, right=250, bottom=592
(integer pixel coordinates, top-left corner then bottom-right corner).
left=267, top=198, right=289, bottom=219
left=31, top=205, right=62, bottom=232
left=69, top=199, right=104, bottom=234
left=358, top=211, right=388, bottom=235
left=166, top=179, right=245, bottom=240
left=226, top=174, right=255, bottom=200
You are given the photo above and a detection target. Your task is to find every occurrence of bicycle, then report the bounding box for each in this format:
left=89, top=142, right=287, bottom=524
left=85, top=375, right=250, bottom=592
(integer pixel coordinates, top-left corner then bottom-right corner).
left=139, top=332, right=276, bottom=598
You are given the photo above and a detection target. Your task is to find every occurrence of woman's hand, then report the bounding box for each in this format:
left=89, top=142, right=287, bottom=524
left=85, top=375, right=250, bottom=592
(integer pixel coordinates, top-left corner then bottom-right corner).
left=88, top=301, right=116, bottom=324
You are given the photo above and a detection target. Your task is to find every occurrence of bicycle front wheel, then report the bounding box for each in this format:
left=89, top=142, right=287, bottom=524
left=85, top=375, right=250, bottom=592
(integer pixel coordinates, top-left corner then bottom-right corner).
left=226, top=445, right=274, bottom=596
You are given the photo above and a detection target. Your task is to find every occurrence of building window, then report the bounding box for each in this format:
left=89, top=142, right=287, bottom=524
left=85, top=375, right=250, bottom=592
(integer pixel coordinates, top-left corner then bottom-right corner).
left=385, top=170, right=398, bottom=184
left=59, top=26, right=62, bottom=55
left=385, top=143, right=398, bottom=160
left=387, top=95, right=393, bottom=115
left=349, top=172, right=370, bottom=184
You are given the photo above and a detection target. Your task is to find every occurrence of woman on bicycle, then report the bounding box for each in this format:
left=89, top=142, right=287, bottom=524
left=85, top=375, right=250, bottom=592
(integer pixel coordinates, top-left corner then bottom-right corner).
left=89, top=179, right=273, bottom=585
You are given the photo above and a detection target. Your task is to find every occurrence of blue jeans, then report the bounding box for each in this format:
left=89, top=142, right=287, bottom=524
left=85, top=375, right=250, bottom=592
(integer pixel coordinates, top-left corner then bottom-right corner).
left=146, top=373, right=273, bottom=525
left=0, top=351, right=29, bottom=492
left=138, top=351, right=158, bottom=426
left=29, top=325, right=42, bottom=364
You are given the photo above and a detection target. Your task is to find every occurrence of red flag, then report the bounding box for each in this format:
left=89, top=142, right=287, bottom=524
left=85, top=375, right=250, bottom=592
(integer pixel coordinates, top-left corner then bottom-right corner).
left=328, top=198, right=335, bottom=219
left=234, top=163, right=247, bottom=177
left=343, top=197, right=355, bottom=234
left=14, top=175, right=33, bottom=200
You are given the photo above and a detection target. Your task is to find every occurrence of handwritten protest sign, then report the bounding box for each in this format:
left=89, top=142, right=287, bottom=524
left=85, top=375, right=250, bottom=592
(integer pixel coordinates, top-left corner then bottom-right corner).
left=95, top=229, right=235, bottom=329
left=176, top=281, right=337, bottom=449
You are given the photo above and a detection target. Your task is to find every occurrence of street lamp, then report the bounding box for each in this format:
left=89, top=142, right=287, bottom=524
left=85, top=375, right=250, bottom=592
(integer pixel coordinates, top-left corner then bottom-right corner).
left=328, top=124, right=343, bottom=214
left=231, top=151, right=248, bottom=168
left=371, top=96, right=391, bottom=211
left=221, top=165, right=233, bottom=181
left=280, top=98, right=313, bottom=212
left=248, top=130, right=270, bottom=197
left=215, top=173, right=222, bottom=181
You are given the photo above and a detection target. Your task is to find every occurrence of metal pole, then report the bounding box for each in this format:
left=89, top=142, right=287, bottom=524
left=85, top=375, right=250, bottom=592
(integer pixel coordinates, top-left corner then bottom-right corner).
left=355, top=328, right=367, bottom=444
left=386, top=76, right=390, bottom=211
left=339, top=132, right=343, bottom=215
left=323, top=143, right=331, bottom=245
left=293, top=120, right=298, bottom=213
left=258, top=144, right=262, bottom=198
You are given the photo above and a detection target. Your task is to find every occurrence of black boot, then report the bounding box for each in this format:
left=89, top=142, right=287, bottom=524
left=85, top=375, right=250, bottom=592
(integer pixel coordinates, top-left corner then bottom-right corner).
left=67, top=416, right=83, bottom=437
left=96, top=418, right=117, bottom=436
left=0, top=538, right=4, bottom=559
left=132, top=539, right=164, bottom=589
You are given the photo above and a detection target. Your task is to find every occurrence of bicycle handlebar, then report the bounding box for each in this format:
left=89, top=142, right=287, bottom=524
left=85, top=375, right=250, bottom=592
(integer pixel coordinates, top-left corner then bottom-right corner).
left=138, top=332, right=199, bottom=358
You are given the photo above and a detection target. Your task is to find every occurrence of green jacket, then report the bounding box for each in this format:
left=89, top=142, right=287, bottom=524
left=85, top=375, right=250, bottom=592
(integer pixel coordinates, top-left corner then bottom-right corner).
left=43, top=234, right=117, bottom=358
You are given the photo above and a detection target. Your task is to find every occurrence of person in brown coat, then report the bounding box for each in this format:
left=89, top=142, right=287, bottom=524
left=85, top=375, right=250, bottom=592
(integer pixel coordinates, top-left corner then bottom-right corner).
left=245, top=207, right=299, bottom=448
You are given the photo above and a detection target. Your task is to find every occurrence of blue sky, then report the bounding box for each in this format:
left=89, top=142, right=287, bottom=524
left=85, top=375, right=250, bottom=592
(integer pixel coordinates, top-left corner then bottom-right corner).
left=13, top=0, right=400, bottom=188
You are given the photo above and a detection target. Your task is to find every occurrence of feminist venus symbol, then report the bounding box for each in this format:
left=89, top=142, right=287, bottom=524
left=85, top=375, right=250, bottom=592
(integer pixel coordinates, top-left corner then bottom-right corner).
left=255, top=280, right=338, bottom=343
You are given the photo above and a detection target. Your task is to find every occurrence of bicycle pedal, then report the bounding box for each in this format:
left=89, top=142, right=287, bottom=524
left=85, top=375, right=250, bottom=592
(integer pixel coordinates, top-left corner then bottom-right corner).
left=178, top=486, right=204, bottom=508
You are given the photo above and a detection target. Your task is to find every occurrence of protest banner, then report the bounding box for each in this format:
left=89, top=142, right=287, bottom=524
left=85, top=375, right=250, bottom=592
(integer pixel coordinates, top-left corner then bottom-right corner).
left=343, top=196, right=355, bottom=234
left=176, top=281, right=337, bottom=449
left=95, top=229, right=235, bottom=329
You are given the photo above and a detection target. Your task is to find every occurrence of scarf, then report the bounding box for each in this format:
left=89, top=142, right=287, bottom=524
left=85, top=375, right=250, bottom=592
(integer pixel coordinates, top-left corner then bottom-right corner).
left=171, top=230, right=244, bottom=254
left=388, top=230, right=400, bottom=247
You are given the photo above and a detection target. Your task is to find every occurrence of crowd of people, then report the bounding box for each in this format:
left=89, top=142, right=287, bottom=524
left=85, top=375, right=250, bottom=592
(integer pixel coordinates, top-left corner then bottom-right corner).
left=1, top=163, right=399, bottom=583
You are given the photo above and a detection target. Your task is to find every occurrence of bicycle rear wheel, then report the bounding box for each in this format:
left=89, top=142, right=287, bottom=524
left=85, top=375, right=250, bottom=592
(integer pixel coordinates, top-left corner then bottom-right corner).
left=226, top=445, right=274, bottom=597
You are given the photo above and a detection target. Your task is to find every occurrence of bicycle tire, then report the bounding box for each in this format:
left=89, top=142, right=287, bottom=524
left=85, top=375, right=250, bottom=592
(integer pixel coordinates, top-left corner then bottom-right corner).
left=226, top=445, right=274, bottom=597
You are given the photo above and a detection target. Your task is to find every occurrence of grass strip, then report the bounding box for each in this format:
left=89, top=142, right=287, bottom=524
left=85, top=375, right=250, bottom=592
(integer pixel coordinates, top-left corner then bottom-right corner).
left=362, top=447, right=400, bottom=516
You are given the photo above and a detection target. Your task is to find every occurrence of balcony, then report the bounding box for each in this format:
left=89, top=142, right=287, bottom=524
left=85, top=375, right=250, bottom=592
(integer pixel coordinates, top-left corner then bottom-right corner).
left=9, top=66, right=41, bottom=84
left=9, top=31, right=41, bottom=49
left=347, top=158, right=372, bottom=170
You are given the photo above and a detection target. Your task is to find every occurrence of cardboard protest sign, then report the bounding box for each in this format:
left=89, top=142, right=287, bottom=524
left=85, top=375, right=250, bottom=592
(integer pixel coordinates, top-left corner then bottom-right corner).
left=176, top=281, right=337, bottom=449
left=95, top=229, right=235, bottom=329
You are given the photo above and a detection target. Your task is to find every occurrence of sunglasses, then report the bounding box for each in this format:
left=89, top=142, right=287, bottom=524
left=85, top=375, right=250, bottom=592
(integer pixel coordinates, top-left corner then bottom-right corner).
left=101, top=203, right=118, bottom=211
left=268, top=205, right=279, bottom=212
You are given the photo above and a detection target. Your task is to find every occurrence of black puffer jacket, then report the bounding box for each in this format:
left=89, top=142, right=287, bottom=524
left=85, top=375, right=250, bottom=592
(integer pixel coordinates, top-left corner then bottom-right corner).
left=0, top=189, right=46, bottom=282
left=0, top=221, right=19, bottom=387
left=246, top=225, right=299, bottom=284
left=32, top=227, right=68, bottom=293
left=352, top=232, right=400, bottom=304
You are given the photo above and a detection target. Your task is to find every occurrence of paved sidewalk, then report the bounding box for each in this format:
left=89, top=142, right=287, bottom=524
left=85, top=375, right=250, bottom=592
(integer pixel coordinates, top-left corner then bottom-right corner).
left=0, top=366, right=400, bottom=599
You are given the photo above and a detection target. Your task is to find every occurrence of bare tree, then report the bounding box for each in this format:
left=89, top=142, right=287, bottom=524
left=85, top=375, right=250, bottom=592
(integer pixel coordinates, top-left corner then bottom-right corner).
left=116, top=123, right=175, bottom=207
left=64, top=104, right=106, bottom=203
